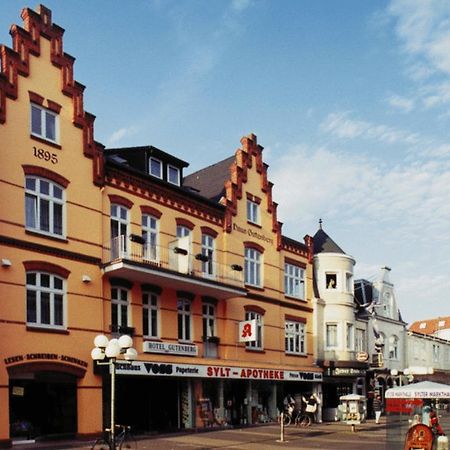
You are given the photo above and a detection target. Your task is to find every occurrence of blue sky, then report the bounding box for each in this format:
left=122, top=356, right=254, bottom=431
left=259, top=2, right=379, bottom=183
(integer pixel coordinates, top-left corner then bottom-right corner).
left=2, top=0, right=449, bottom=324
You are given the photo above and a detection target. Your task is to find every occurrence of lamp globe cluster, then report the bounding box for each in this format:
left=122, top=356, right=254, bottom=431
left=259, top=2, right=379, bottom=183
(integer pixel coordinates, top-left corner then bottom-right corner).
left=91, top=334, right=137, bottom=361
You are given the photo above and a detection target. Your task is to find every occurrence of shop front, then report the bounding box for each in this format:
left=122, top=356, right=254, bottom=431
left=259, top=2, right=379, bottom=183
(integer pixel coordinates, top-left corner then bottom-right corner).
left=114, top=361, right=323, bottom=432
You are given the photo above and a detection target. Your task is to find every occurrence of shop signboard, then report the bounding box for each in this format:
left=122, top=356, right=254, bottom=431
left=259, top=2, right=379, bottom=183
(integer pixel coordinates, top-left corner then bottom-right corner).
left=115, top=361, right=323, bottom=382
left=143, top=341, right=198, bottom=356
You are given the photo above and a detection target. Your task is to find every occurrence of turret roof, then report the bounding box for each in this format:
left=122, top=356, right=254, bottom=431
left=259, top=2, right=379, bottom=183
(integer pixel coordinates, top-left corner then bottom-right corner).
left=312, top=228, right=346, bottom=254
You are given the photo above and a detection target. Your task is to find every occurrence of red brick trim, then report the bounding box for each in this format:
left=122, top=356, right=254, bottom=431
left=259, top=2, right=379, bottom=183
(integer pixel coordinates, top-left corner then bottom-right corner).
left=284, top=257, right=306, bottom=269
left=23, top=260, right=70, bottom=278
left=246, top=192, right=261, bottom=204
left=140, top=205, right=162, bottom=219
left=108, top=194, right=133, bottom=209
left=22, top=164, right=70, bottom=188
left=200, top=226, right=218, bottom=238
left=244, top=241, right=265, bottom=253
left=285, top=314, right=307, bottom=323
left=176, top=217, right=195, bottom=230
left=244, top=304, right=266, bottom=315
left=29, top=90, right=44, bottom=105
left=46, top=99, right=62, bottom=113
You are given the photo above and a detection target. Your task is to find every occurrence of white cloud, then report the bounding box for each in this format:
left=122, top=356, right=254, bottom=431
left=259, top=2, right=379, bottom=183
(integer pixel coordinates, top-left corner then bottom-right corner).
left=108, top=127, right=137, bottom=145
left=231, top=0, right=252, bottom=13
left=320, top=112, right=420, bottom=145
left=387, top=94, right=414, bottom=112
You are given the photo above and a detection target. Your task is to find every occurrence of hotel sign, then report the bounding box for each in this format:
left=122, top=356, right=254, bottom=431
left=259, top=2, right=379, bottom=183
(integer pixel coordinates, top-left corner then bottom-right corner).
left=143, top=341, right=198, bottom=356
left=233, top=223, right=274, bottom=245
left=116, top=361, right=322, bottom=382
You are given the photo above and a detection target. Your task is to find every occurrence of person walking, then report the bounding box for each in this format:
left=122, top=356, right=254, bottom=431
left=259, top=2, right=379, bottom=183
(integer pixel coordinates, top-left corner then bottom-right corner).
left=373, top=395, right=382, bottom=424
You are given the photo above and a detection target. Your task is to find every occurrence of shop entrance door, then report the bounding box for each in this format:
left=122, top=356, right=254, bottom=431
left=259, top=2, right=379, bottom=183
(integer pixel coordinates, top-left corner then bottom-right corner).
left=9, top=372, right=77, bottom=440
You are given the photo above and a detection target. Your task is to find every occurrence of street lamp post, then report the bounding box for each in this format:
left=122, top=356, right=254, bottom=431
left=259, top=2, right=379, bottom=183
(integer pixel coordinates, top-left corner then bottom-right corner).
left=91, top=334, right=137, bottom=449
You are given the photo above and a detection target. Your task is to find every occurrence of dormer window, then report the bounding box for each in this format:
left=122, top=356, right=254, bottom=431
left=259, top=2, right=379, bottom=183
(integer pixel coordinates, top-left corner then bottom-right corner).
left=149, top=157, right=162, bottom=179
left=419, top=322, right=426, bottom=329
left=167, top=164, right=180, bottom=186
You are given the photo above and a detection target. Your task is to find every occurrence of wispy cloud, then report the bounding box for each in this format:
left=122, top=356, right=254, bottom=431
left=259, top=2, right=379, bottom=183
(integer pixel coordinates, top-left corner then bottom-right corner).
left=386, top=94, right=414, bottom=112
left=108, top=127, right=138, bottom=145
left=320, top=112, right=420, bottom=144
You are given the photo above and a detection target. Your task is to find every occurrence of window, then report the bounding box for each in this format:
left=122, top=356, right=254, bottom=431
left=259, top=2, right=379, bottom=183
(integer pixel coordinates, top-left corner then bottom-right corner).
left=111, top=286, right=129, bottom=331
left=326, top=323, right=338, bottom=348
left=26, top=271, right=65, bottom=329
left=346, top=323, right=354, bottom=350
left=149, top=157, right=162, bottom=178
left=25, top=177, right=64, bottom=237
left=285, top=320, right=306, bottom=355
left=201, top=234, right=215, bottom=277
left=177, top=225, right=190, bottom=238
left=355, top=328, right=366, bottom=352
left=346, top=273, right=353, bottom=293
left=178, top=298, right=192, bottom=341
left=31, top=103, right=58, bottom=143
left=326, top=273, right=337, bottom=289
left=142, top=214, right=158, bottom=261
left=433, top=344, right=440, bottom=363
left=245, top=311, right=263, bottom=349
left=284, top=263, right=305, bottom=299
left=111, top=204, right=129, bottom=256
left=167, top=165, right=180, bottom=186
left=389, top=335, right=399, bottom=360
left=143, top=291, right=159, bottom=338
left=202, top=303, right=216, bottom=338
left=247, top=199, right=260, bottom=224
left=245, top=247, right=262, bottom=287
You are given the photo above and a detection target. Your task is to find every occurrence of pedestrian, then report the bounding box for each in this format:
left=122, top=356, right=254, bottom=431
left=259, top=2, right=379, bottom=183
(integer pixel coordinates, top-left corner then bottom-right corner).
left=373, top=395, right=382, bottom=424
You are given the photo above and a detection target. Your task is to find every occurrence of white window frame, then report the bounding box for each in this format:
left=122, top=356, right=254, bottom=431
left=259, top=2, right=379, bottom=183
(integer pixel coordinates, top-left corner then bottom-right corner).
left=30, top=103, right=59, bottom=143
left=355, top=328, right=366, bottom=353
left=201, top=234, right=215, bottom=277
left=142, top=214, right=159, bottom=261
left=245, top=311, right=263, bottom=350
left=245, top=247, right=262, bottom=287
left=202, top=303, right=216, bottom=338
left=247, top=199, right=260, bottom=224
left=284, top=263, right=305, bottom=299
left=111, top=286, right=130, bottom=330
left=142, top=291, right=159, bottom=339
left=177, top=298, right=192, bottom=342
left=167, top=164, right=180, bottom=186
left=25, top=176, right=65, bottom=238
left=149, top=157, right=163, bottom=179
left=26, top=271, right=66, bottom=329
left=285, top=320, right=306, bottom=355
left=111, top=204, right=129, bottom=257
left=326, top=323, right=338, bottom=348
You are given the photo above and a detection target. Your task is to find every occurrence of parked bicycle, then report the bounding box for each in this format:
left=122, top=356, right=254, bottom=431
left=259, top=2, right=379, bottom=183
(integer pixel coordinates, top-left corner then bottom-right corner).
left=92, top=424, right=137, bottom=450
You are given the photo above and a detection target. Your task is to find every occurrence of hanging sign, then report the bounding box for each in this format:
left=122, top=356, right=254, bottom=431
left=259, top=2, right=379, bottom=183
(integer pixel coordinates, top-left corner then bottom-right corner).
left=238, top=319, right=257, bottom=342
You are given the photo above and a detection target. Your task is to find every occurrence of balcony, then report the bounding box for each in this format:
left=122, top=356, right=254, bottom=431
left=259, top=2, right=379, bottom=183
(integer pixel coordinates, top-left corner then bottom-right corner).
left=102, top=236, right=246, bottom=299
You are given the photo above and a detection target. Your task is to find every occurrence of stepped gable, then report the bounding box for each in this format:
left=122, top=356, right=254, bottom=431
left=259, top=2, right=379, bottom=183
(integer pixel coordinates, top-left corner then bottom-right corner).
left=312, top=228, right=346, bottom=254
left=0, top=4, right=104, bottom=185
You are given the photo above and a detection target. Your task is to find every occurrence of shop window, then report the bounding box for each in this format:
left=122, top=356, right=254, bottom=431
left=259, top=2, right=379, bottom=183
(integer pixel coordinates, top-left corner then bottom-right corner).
left=284, top=263, right=305, bottom=299
left=111, top=286, right=130, bottom=332
left=143, top=291, right=159, bottom=338
left=285, top=320, right=306, bottom=355
left=25, top=176, right=65, bottom=237
left=245, top=310, right=263, bottom=350
left=167, top=164, right=180, bottom=186
left=26, top=271, right=65, bottom=329
left=326, top=273, right=337, bottom=289
left=142, top=214, right=159, bottom=261
left=245, top=247, right=262, bottom=287
left=149, top=157, right=162, bottom=179
left=31, top=103, right=58, bottom=143
left=111, top=204, right=129, bottom=258
left=201, top=233, right=215, bottom=277
left=247, top=199, right=260, bottom=225
left=178, top=298, right=192, bottom=342
left=326, top=323, right=338, bottom=348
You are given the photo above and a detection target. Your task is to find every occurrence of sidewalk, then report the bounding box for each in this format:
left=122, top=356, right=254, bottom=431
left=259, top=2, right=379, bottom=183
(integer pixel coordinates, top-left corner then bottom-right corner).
left=11, top=419, right=389, bottom=450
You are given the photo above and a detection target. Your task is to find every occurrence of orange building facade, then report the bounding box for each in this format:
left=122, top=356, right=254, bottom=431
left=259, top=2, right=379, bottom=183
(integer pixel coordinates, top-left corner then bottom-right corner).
left=0, top=5, right=321, bottom=446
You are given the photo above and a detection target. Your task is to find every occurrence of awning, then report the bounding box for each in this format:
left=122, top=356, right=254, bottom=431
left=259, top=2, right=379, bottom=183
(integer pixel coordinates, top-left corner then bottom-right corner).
left=385, top=381, right=450, bottom=399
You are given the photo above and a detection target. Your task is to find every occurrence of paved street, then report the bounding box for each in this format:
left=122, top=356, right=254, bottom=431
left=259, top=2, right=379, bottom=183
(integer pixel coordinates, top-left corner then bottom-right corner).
left=15, top=419, right=390, bottom=450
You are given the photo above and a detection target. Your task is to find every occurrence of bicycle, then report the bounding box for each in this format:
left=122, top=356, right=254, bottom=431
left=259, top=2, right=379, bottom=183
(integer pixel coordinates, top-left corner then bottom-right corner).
left=295, top=411, right=313, bottom=427
left=92, top=424, right=137, bottom=450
